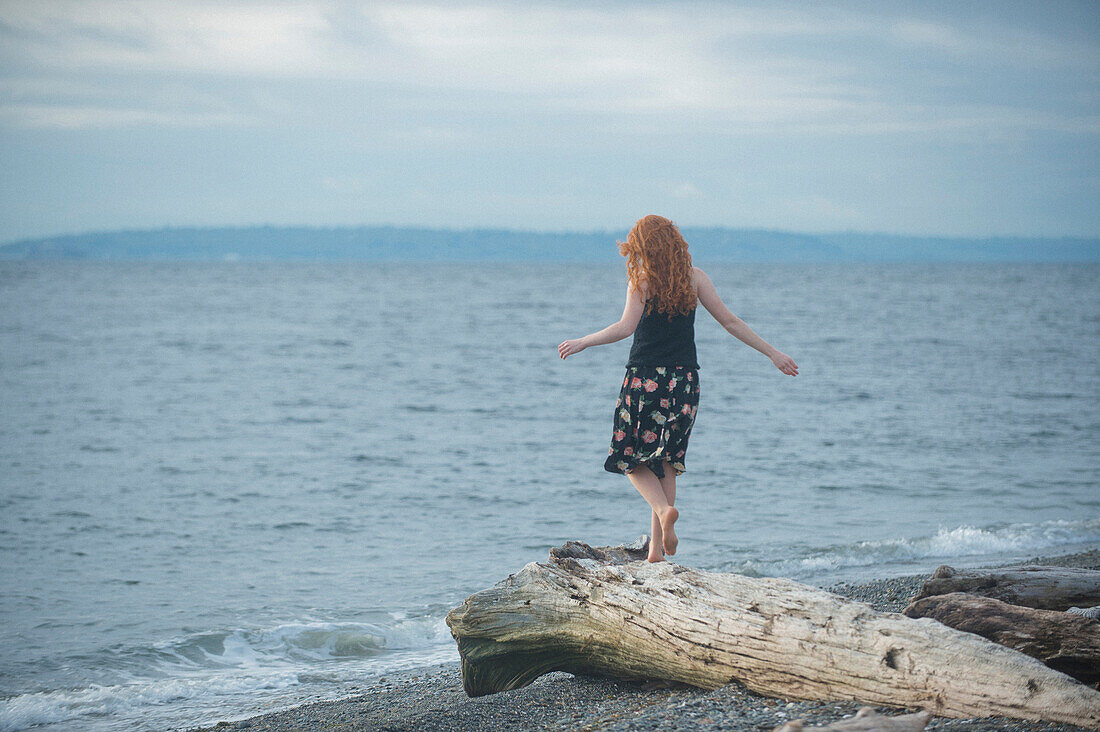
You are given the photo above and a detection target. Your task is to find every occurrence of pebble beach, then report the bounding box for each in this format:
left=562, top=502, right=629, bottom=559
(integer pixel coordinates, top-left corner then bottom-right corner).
left=189, top=548, right=1100, bottom=732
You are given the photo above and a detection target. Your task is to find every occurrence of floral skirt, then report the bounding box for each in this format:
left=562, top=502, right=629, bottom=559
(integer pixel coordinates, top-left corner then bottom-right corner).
left=604, top=365, right=700, bottom=480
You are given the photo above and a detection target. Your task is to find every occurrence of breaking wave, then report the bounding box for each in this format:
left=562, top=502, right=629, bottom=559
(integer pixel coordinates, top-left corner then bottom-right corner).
left=0, top=612, right=456, bottom=732
left=720, top=517, right=1100, bottom=581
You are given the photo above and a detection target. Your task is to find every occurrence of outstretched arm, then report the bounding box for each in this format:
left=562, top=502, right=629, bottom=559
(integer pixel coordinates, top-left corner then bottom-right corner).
left=695, top=267, right=798, bottom=376
left=558, top=281, right=646, bottom=359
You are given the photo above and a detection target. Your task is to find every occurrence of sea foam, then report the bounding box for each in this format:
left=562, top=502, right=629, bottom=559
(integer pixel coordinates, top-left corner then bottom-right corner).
left=721, top=517, right=1100, bottom=581
left=0, top=613, right=457, bottom=732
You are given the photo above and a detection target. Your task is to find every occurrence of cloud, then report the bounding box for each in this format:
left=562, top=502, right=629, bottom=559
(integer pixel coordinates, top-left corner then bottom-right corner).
left=670, top=181, right=703, bottom=200
left=0, top=1, right=341, bottom=76
left=0, top=0, right=1095, bottom=140
left=0, top=103, right=253, bottom=129
left=889, top=17, right=1097, bottom=69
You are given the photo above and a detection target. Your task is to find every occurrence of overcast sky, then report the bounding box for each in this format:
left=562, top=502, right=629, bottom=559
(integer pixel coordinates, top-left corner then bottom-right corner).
left=0, top=0, right=1097, bottom=242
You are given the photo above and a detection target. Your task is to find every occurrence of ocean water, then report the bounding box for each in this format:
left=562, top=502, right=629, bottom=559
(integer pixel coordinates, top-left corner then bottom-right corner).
left=0, top=261, right=1097, bottom=731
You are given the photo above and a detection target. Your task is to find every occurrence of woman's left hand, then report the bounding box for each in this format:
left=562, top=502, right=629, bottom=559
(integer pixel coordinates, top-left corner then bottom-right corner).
left=771, top=351, right=799, bottom=376
left=558, top=339, right=587, bottom=359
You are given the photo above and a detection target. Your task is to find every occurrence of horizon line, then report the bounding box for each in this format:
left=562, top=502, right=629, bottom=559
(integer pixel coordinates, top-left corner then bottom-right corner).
left=4, top=222, right=1100, bottom=248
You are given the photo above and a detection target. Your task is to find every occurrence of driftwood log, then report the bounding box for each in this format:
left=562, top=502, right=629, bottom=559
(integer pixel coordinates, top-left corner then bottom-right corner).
left=916, top=564, right=1100, bottom=611
left=445, top=539, right=1100, bottom=727
left=774, top=707, right=932, bottom=731
left=902, top=591, right=1100, bottom=686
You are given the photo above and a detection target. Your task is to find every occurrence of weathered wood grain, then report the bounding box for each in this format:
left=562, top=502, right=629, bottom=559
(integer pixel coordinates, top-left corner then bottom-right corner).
left=446, top=540, right=1100, bottom=727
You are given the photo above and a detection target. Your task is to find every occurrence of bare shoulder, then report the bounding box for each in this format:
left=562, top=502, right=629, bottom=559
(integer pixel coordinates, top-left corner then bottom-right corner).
left=693, top=265, right=734, bottom=322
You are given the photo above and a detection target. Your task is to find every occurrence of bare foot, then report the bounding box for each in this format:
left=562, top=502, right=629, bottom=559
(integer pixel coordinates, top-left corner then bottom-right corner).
left=659, top=506, right=679, bottom=555
left=642, top=530, right=660, bottom=559
left=646, top=554, right=666, bottom=563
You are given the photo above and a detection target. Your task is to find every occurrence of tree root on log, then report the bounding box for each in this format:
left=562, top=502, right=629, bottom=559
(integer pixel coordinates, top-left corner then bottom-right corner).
left=445, top=539, right=1100, bottom=727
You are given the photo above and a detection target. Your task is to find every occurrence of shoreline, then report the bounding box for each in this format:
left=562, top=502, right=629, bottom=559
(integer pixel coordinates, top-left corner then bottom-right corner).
left=188, top=548, right=1100, bottom=732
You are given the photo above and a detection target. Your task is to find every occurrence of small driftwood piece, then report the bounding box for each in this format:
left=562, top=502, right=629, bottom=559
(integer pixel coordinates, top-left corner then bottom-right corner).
left=445, top=539, right=1100, bottom=727
left=915, top=564, right=1100, bottom=611
left=1070, top=606, right=1100, bottom=620
left=774, top=707, right=932, bottom=731
left=903, top=591, right=1100, bottom=685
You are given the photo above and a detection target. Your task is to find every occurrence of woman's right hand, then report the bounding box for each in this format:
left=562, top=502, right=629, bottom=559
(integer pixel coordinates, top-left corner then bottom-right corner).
left=558, top=339, right=587, bottom=359
left=770, top=351, right=799, bottom=376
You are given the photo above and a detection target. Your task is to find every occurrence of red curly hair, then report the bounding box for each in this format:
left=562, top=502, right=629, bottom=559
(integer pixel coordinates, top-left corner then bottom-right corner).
left=618, top=215, right=696, bottom=318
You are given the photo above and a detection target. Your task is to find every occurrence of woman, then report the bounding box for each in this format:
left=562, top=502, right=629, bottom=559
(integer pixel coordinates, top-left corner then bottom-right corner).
left=558, top=215, right=798, bottom=563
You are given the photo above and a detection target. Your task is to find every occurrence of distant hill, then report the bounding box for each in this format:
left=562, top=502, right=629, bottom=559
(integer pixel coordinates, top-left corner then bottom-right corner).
left=0, top=225, right=1096, bottom=262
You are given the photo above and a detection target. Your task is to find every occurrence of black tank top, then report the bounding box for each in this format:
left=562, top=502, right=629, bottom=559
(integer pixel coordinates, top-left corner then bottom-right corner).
left=626, top=303, right=699, bottom=369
